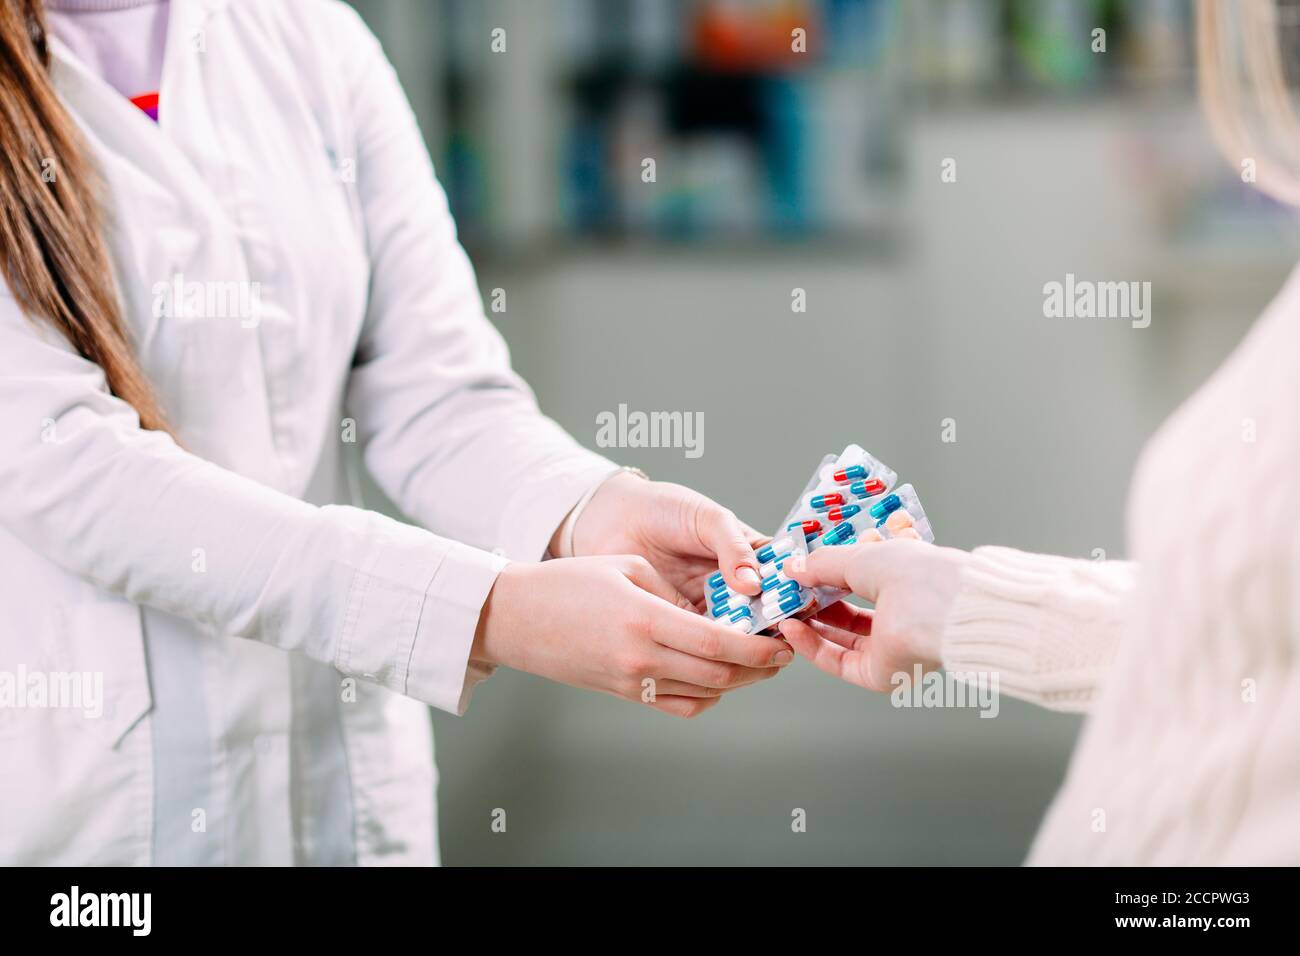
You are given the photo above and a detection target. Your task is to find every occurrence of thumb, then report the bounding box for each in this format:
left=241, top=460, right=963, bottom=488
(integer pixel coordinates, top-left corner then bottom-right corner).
left=784, top=544, right=883, bottom=602
left=696, top=505, right=763, bottom=596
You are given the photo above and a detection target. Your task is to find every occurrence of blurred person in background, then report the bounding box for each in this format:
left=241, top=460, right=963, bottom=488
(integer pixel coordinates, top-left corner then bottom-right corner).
left=0, top=0, right=793, bottom=866
left=778, top=0, right=1300, bottom=866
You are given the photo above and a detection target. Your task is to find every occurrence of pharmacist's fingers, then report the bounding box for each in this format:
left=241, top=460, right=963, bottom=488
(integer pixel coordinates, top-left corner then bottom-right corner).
left=696, top=504, right=764, bottom=596
left=653, top=645, right=790, bottom=689
left=641, top=593, right=792, bottom=668
left=647, top=695, right=723, bottom=719
left=619, top=555, right=698, bottom=612
left=643, top=679, right=724, bottom=699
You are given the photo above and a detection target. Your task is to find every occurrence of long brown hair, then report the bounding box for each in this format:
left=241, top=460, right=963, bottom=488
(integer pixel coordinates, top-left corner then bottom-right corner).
left=0, top=0, right=167, bottom=431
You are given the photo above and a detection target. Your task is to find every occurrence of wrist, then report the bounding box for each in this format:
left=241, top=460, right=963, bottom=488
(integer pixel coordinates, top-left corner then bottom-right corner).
left=915, top=546, right=971, bottom=664
left=563, top=468, right=649, bottom=558
left=472, top=562, right=525, bottom=668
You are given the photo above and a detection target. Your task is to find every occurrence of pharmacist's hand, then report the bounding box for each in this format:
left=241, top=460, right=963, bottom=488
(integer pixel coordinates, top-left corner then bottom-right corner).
left=568, top=472, right=767, bottom=605
left=776, top=540, right=969, bottom=692
left=472, top=556, right=794, bottom=717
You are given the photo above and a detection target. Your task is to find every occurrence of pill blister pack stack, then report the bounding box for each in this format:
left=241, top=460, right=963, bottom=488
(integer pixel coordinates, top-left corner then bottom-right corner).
left=704, top=444, right=934, bottom=635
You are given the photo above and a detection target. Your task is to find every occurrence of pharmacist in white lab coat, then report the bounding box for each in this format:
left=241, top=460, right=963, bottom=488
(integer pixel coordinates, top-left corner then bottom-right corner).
left=0, top=0, right=791, bottom=865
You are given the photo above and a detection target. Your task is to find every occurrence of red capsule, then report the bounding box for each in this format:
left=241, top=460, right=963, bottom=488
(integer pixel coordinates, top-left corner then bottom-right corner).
left=787, top=519, right=821, bottom=535
left=826, top=505, right=862, bottom=522
left=810, top=493, right=844, bottom=509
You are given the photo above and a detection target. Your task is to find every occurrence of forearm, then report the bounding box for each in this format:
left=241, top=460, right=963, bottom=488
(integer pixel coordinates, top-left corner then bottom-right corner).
left=941, top=546, right=1137, bottom=713
left=0, top=381, right=502, bottom=715
left=356, top=384, right=617, bottom=560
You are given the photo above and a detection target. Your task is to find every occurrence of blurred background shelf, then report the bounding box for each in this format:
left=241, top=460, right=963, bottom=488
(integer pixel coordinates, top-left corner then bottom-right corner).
left=352, top=0, right=1254, bottom=262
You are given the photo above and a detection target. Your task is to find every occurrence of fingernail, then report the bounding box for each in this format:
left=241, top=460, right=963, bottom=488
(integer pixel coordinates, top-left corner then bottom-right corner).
left=736, top=566, right=760, bottom=588
left=786, top=555, right=806, bottom=575
left=771, top=649, right=794, bottom=665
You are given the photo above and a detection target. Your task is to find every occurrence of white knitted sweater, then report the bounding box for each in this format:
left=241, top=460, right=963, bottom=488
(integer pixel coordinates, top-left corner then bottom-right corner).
left=941, top=266, right=1300, bottom=865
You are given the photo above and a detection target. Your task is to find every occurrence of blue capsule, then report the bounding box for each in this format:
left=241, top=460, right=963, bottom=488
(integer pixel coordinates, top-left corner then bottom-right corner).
left=776, top=592, right=804, bottom=614
left=759, top=553, right=790, bottom=575
left=821, top=522, right=856, bottom=546
left=756, top=543, right=776, bottom=564
left=763, top=580, right=800, bottom=603
left=709, top=584, right=734, bottom=605
left=729, top=606, right=753, bottom=622
left=707, top=571, right=726, bottom=591
left=810, top=492, right=846, bottom=511
left=707, top=606, right=748, bottom=621
left=763, top=577, right=800, bottom=596
left=849, top=478, right=887, bottom=499
left=760, top=573, right=788, bottom=592
left=869, top=493, right=902, bottom=521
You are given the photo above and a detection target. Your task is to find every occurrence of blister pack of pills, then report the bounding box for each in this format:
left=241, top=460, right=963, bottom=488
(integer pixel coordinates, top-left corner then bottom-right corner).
left=703, top=444, right=934, bottom=634
left=705, top=523, right=815, bottom=635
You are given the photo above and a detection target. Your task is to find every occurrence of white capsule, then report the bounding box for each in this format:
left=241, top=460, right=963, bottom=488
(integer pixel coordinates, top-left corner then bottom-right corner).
left=710, top=585, right=748, bottom=607
left=726, top=616, right=754, bottom=634
left=762, top=588, right=800, bottom=609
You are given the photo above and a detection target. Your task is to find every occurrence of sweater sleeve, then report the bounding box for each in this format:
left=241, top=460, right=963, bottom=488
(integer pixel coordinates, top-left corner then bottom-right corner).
left=940, top=546, right=1137, bottom=713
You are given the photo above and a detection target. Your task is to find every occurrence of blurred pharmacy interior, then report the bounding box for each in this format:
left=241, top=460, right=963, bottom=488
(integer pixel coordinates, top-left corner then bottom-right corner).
left=345, top=0, right=1300, bottom=864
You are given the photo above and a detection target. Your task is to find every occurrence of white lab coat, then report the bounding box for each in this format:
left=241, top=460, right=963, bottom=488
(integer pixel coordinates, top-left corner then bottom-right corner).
left=0, top=0, right=614, bottom=865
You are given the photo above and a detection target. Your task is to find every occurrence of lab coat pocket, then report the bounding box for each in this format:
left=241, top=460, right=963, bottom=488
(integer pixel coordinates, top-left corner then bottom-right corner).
left=67, top=600, right=153, bottom=749
left=1, top=600, right=154, bottom=750
left=0, top=599, right=154, bottom=865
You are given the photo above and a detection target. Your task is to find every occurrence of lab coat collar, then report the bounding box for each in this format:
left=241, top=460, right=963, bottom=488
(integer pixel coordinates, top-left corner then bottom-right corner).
left=48, top=35, right=168, bottom=146
left=46, top=0, right=232, bottom=96
left=47, top=0, right=242, bottom=347
left=162, top=0, right=233, bottom=58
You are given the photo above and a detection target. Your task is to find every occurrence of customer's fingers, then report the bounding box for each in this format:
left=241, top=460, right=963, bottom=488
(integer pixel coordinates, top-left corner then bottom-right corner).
left=783, top=544, right=884, bottom=601
left=778, top=617, right=880, bottom=691
left=815, top=601, right=874, bottom=638
left=794, top=616, right=865, bottom=651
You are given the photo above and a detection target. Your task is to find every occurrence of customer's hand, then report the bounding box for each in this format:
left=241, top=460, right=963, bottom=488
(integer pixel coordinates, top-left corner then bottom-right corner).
left=567, top=472, right=767, bottom=605
left=776, top=540, right=969, bottom=691
left=472, top=555, right=794, bottom=717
